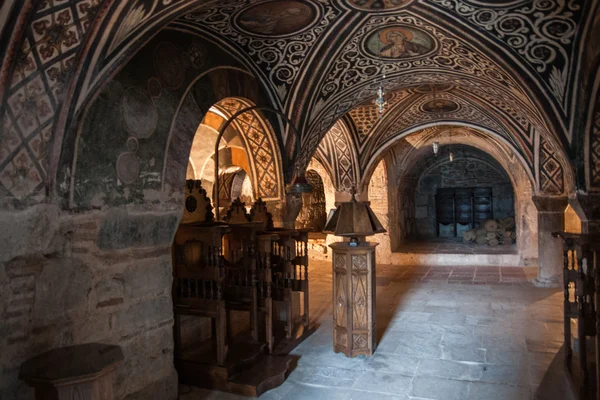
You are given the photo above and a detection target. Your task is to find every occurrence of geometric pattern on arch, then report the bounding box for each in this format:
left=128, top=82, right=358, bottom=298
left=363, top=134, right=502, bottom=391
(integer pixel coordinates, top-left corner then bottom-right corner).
left=0, top=0, right=101, bottom=200
left=214, top=98, right=283, bottom=201
left=539, top=138, right=565, bottom=195
left=315, top=120, right=358, bottom=192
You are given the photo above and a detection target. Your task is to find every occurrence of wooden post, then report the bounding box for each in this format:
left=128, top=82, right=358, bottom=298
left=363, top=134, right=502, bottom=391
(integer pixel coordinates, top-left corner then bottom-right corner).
left=330, top=242, right=378, bottom=357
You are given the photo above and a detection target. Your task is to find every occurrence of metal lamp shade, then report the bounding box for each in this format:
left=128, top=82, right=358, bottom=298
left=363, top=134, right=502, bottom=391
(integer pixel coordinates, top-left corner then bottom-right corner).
left=286, top=175, right=313, bottom=195
left=323, top=199, right=386, bottom=237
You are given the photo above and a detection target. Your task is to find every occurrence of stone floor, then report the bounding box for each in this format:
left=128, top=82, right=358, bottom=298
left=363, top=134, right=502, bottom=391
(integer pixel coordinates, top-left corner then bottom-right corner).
left=397, top=238, right=518, bottom=255
left=181, top=260, right=572, bottom=400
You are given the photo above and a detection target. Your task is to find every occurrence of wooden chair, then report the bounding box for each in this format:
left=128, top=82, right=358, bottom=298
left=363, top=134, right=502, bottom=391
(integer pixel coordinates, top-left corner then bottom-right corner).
left=173, top=223, right=230, bottom=366
left=249, top=199, right=310, bottom=340
left=173, top=180, right=232, bottom=366
left=223, top=199, right=276, bottom=352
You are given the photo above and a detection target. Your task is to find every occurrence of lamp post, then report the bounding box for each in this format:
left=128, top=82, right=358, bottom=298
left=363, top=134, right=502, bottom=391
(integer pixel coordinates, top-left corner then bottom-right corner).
left=324, top=189, right=386, bottom=357
left=213, top=106, right=311, bottom=220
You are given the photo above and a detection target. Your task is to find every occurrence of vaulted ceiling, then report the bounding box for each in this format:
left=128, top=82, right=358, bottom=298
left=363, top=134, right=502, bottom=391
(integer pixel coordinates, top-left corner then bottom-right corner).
left=0, top=0, right=599, bottom=206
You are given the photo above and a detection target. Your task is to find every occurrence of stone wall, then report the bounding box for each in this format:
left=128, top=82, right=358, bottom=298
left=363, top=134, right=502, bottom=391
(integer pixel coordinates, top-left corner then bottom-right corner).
left=0, top=29, right=284, bottom=400
left=0, top=206, right=179, bottom=400
left=367, top=160, right=391, bottom=264
left=296, top=170, right=327, bottom=232
left=414, top=149, right=514, bottom=238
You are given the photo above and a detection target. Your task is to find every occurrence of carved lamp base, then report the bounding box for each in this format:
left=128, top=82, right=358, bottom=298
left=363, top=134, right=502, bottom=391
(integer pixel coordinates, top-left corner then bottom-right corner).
left=330, top=242, right=378, bottom=357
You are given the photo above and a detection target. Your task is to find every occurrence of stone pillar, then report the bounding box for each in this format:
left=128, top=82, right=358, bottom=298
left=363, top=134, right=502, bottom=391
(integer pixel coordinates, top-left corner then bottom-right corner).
left=532, top=196, right=568, bottom=286
left=569, top=193, right=600, bottom=234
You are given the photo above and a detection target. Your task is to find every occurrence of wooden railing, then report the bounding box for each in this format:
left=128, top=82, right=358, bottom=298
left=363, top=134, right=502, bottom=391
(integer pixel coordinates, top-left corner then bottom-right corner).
left=554, top=232, right=600, bottom=399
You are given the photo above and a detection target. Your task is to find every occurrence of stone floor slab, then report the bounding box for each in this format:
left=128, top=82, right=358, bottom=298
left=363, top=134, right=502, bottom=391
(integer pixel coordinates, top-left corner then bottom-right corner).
left=411, top=377, right=469, bottom=400
left=181, top=260, right=570, bottom=400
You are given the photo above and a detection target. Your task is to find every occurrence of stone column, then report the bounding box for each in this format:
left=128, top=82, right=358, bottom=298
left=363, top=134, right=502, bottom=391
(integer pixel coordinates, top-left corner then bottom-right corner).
left=532, top=196, right=568, bottom=286
left=569, top=193, right=600, bottom=234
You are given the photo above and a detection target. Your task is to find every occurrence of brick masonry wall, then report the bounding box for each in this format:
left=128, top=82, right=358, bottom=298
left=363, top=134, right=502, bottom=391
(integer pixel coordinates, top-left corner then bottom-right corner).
left=0, top=206, right=178, bottom=400
left=415, top=154, right=514, bottom=238
left=368, top=160, right=391, bottom=263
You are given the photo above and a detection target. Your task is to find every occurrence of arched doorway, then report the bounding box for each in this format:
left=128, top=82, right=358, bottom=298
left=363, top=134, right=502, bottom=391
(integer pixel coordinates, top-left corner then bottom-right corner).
left=360, top=125, right=538, bottom=266
left=296, top=169, right=327, bottom=232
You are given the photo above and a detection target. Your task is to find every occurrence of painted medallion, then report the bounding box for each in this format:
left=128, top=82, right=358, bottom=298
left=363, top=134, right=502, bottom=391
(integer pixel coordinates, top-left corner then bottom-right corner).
left=421, top=99, right=460, bottom=113
left=345, top=0, right=413, bottom=12
left=363, top=25, right=435, bottom=60
left=236, top=1, right=318, bottom=37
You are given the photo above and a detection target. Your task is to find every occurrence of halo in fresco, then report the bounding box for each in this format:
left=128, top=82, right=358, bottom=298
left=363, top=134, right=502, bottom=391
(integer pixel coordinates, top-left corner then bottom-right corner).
left=235, top=1, right=319, bottom=37
left=345, top=0, right=413, bottom=12
left=363, top=25, right=436, bottom=60
left=421, top=99, right=460, bottom=113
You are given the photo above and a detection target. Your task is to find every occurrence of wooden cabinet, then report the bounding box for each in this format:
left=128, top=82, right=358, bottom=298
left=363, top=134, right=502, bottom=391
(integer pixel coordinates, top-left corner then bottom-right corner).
left=330, top=242, right=378, bottom=357
left=435, top=187, right=493, bottom=237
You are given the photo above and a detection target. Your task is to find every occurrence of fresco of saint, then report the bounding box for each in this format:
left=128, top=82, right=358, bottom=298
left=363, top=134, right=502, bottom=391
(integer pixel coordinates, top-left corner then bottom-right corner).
left=237, top=1, right=315, bottom=36
left=379, top=28, right=429, bottom=58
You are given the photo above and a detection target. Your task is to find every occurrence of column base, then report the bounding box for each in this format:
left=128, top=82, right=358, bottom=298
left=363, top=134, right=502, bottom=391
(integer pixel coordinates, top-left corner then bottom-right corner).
left=532, top=276, right=561, bottom=288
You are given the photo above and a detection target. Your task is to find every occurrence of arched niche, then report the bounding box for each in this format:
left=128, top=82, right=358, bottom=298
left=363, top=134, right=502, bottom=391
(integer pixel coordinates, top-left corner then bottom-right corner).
left=361, top=125, right=539, bottom=265
left=296, top=169, right=327, bottom=232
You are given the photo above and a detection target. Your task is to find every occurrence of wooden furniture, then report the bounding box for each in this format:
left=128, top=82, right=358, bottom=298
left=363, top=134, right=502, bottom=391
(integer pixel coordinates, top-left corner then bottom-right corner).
left=554, top=232, right=600, bottom=400
left=173, top=223, right=230, bottom=366
left=248, top=199, right=310, bottom=342
left=173, top=185, right=295, bottom=397
left=435, top=187, right=493, bottom=237
left=330, top=242, right=378, bottom=357
left=19, top=343, right=123, bottom=400
left=223, top=199, right=276, bottom=353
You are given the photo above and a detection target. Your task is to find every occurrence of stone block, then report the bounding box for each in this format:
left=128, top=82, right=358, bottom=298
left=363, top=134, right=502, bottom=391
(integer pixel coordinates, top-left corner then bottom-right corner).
left=122, top=256, right=171, bottom=299
left=33, top=258, right=92, bottom=322
left=0, top=205, right=60, bottom=263
left=95, top=275, right=125, bottom=308
left=98, top=210, right=179, bottom=250
left=112, top=296, right=173, bottom=337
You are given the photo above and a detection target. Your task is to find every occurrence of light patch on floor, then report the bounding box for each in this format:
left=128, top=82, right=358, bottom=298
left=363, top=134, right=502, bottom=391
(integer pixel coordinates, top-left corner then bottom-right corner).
left=180, top=260, right=571, bottom=400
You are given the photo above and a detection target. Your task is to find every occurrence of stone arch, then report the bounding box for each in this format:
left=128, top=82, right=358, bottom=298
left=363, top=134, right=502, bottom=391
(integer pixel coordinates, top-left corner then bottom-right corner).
left=210, top=98, right=284, bottom=201
left=296, top=170, right=327, bottom=232
left=183, top=97, right=284, bottom=204
left=306, top=158, right=335, bottom=215
left=363, top=125, right=538, bottom=265
left=61, top=29, right=282, bottom=211
left=360, top=122, right=537, bottom=194
left=217, top=166, right=253, bottom=206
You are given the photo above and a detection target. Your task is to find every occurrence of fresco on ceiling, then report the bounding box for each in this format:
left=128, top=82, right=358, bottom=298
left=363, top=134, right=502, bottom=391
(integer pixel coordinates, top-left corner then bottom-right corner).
left=414, top=83, right=454, bottom=93
left=236, top=1, right=318, bottom=37
left=345, top=0, right=413, bottom=11
left=363, top=25, right=435, bottom=60
left=421, top=99, right=460, bottom=113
